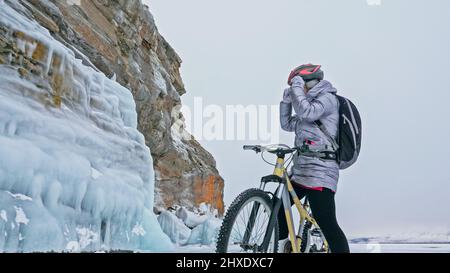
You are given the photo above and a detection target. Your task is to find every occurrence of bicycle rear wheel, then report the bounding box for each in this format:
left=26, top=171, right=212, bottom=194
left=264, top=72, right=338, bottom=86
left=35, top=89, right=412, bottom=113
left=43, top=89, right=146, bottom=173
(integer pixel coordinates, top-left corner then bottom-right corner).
left=216, top=188, right=279, bottom=253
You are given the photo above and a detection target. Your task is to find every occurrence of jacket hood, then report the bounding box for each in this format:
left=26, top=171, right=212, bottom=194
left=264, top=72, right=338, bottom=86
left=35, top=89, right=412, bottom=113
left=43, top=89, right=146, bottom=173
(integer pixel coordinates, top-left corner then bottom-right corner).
left=306, top=80, right=337, bottom=98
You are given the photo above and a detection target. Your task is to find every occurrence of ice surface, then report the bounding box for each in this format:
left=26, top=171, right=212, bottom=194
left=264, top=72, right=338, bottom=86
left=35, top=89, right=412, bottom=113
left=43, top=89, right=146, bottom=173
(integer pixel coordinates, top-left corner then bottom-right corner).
left=349, top=232, right=450, bottom=244
left=174, top=243, right=450, bottom=253
left=0, top=1, right=172, bottom=252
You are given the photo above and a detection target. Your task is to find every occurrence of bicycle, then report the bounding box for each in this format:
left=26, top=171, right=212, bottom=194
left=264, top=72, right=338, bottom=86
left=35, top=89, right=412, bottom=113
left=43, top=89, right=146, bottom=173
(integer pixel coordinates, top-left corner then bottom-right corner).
left=216, top=144, right=331, bottom=253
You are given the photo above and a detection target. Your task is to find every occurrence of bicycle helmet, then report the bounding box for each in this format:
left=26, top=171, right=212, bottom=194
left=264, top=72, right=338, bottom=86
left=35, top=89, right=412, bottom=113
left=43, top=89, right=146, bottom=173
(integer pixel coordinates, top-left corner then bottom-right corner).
left=288, top=64, right=324, bottom=85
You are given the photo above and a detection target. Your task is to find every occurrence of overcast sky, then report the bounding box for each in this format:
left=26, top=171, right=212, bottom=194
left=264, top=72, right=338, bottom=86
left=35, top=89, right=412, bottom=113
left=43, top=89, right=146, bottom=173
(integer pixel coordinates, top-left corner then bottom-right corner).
left=145, top=0, right=450, bottom=237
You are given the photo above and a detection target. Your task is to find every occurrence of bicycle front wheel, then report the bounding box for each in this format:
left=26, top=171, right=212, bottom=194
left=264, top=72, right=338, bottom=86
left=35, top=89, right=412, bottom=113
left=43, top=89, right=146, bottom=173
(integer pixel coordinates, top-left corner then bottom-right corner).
left=216, top=188, right=279, bottom=253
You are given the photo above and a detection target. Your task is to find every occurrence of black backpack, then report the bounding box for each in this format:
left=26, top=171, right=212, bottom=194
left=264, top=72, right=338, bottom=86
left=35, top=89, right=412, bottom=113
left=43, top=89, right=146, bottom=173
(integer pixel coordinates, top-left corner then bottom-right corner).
left=315, top=95, right=362, bottom=170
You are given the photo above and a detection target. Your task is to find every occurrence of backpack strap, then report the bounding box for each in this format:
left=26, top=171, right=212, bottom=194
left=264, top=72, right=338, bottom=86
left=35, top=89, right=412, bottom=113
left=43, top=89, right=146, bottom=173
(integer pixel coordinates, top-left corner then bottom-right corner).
left=314, top=120, right=339, bottom=151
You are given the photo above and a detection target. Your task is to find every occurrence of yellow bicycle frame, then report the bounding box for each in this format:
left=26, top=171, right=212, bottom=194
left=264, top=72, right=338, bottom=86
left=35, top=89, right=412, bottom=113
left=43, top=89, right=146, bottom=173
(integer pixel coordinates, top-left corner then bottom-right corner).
left=272, top=157, right=329, bottom=253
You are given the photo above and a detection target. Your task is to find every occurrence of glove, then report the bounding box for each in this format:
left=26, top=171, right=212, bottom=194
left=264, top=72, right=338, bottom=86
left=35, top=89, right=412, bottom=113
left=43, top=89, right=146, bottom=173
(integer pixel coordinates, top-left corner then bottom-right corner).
left=291, top=75, right=305, bottom=88
left=282, top=88, right=292, bottom=103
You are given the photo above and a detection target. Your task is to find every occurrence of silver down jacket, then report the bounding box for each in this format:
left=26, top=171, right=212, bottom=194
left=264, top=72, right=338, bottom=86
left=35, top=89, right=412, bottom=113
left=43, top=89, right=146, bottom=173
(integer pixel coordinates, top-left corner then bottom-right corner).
left=280, top=77, right=340, bottom=192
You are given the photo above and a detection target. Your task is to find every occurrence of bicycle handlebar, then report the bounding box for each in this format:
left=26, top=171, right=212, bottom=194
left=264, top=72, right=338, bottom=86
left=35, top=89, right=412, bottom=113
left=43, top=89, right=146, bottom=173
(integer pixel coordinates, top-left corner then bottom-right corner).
left=243, top=144, right=334, bottom=160
left=243, top=144, right=297, bottom=154
left=243, top=145, right=263, bottom=153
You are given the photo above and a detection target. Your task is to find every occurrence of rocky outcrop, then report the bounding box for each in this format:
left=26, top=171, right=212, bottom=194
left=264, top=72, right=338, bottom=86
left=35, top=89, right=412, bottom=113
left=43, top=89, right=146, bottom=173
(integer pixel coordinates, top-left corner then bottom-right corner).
left=0, top=0, right=176, bottom=251
left=5, top=0, right=224, bottom=214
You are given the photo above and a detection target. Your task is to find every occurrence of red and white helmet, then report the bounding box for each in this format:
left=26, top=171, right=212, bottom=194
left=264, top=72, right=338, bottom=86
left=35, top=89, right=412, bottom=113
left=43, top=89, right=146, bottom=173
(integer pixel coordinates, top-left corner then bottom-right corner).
left=288, top=64, right=324, bottom=85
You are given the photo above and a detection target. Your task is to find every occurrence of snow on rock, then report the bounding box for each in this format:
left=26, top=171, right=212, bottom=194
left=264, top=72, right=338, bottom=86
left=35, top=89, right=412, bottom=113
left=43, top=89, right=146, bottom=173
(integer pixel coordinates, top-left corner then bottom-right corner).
left=176, top=207, right=208, bottom=229
left=0, top=1, right=172, bottom=252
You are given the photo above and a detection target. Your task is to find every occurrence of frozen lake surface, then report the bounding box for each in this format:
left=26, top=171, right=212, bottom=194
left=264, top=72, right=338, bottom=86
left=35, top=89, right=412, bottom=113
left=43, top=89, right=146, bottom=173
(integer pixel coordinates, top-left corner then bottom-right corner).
left=174, top=243, right=450, bottom=253
left=350, top=243, right=450, bottom=253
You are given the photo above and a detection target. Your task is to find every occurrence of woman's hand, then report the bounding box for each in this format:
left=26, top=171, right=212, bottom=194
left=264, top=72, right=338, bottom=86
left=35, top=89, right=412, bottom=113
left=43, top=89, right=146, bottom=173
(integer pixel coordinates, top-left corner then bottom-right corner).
left=291, top=75, right=305, bottom=88
left=282, top=88, right=292, bottom=103
left=283, top=76, right=306, bottom=103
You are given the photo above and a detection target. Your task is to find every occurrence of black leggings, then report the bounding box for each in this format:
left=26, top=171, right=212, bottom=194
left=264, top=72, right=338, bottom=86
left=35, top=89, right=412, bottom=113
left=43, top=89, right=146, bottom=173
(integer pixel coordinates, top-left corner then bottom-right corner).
left=277, top=184, right=350, bottom=253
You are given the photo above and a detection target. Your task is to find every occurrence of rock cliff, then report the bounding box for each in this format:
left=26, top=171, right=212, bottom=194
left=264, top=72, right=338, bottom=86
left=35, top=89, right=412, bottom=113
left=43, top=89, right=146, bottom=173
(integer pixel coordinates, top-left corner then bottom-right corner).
left=0, top=0, right=224, bottom=214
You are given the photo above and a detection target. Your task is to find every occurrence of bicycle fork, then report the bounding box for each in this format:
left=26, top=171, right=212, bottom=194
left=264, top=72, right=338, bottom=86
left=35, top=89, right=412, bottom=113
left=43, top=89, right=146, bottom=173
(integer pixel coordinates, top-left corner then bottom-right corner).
left=258, top=178, right=308, bottom=253
left=256, top=182, right=302, bottom=253
left=243, top=156, right=305, bottom=253
left=240, top=180, right=272, bottom=251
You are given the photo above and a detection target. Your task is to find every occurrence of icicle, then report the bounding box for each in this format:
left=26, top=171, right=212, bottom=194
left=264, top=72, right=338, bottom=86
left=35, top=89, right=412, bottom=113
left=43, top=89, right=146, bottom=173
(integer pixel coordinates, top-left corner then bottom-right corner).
left=16, top=38, right=25, bottom=53
left=26, top=41, right=37, bottom=59
left=44, top=46, right=53, bottom=75
left=103, top=219, right=111, bottom=249
left=58, top=52, right=66, bottom=75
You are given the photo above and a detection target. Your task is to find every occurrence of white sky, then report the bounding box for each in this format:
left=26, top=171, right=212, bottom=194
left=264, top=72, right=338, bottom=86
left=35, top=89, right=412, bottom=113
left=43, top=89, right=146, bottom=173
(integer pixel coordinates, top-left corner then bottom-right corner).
left=145, top=0, right=450, bottom=237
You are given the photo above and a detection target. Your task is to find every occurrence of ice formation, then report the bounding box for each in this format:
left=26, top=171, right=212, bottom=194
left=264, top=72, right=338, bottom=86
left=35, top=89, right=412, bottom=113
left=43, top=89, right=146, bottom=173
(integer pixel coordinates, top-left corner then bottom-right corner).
left=158, top=205, right=222, bottom=247
left=158, top=210, right=192, bottom=245
left=0, top=0, right=172, bottom=252
left=185, top=218, right=222, bottom=246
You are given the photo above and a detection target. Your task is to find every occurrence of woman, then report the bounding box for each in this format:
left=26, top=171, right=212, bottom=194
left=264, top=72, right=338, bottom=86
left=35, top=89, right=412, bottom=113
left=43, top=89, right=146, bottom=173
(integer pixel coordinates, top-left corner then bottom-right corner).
left=278, top=64, right=350, bottom=253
